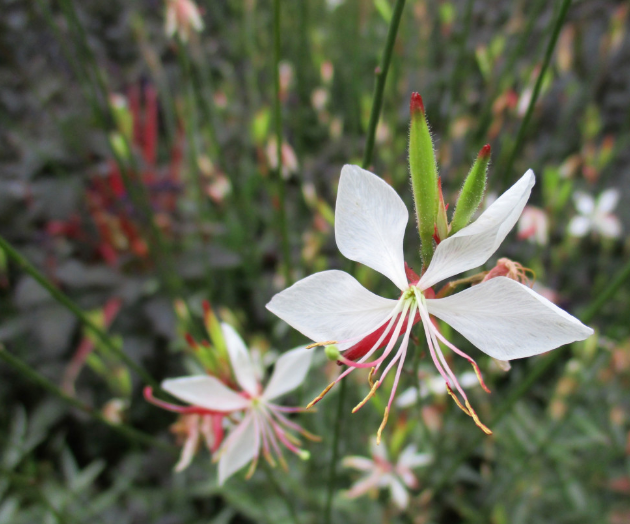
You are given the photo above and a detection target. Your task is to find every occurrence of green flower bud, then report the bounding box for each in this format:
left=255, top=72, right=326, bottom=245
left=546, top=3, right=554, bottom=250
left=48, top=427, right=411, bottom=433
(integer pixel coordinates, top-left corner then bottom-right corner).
left=450, top=144, right=491, bottom=235
left=408, top=93, right=439, bottom=269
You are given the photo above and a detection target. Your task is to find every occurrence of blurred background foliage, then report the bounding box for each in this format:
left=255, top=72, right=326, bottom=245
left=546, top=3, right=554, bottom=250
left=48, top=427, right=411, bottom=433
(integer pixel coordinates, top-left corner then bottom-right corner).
left=1, top=0, right=630, bottom=523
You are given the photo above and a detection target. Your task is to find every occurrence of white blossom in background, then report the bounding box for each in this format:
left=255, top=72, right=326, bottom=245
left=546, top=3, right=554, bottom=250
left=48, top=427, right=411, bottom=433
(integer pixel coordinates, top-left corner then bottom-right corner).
left=343, top=438, right=431, bottom=510
left=568, top=189, right=622, bottom=239
left=518, top=206, right=549, bottom=246
left=267, top=165, right=593, bottom=440
left=165, top=0, right=204, bottom=42
left=266, top=138, right=299, bottom=180
left=396, top=371, right=480, bottom=409
left=158, top=323, right=316, bottom=485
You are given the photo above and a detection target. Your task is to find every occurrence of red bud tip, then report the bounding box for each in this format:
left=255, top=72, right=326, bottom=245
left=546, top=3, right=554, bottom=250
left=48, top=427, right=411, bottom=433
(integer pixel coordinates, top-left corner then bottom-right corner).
left=202, top=300, right=211, bottom=314
left=185, top=333, right=198, bottom=349
left=479, top=144, right=491, bottom=158
left=410, top=92, right=425, bottom=115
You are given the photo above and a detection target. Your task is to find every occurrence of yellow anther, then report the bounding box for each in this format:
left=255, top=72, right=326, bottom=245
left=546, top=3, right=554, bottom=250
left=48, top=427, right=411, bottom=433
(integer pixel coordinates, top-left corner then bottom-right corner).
left=351, top=381, right=380, bottom=413
left=263, top=450, right=276, bottom=468
left=305, top=340, right=337, bottom=349
left=245, top=456, right=260, bottom=479
left=306, top=381, right=335, bottom=409
left=469, top=362, right=491, bottom=393
left=376, top=407, right=390, bottom=445
left=446, top=384, right=471, bottom=416
left=464, top=400, right=493, bottom=435
left=368, top=366, right=377, bottom=388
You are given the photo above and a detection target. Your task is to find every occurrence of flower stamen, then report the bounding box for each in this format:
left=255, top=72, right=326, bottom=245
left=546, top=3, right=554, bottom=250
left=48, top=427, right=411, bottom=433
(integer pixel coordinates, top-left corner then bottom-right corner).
left=352, top=380, right=380, bottom=413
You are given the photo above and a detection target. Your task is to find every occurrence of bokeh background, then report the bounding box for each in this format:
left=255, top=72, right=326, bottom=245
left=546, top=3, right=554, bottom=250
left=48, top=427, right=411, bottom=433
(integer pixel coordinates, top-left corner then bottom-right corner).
left=1, top=0, right=630, bottom=523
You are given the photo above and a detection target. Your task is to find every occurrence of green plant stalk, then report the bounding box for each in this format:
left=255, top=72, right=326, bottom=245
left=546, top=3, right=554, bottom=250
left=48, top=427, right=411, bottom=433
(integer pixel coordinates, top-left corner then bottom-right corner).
left=0, top=235, right=160, bottom=391
left=324, top=3, right=407, bottom=519
left=472, top=0, right=548, bottom=144
left=431, top=254, right=630, bottom=492
left=272, top=0, right=293, bottom=286
left=0, top=347, right=175, bottom=453
left=362, top=0, right=407, bottom=169
left=323, top=379, right=347, bottom=524
left=262, top=462, right=301, bottom=524
left=500, top=0, right=573, bottom=189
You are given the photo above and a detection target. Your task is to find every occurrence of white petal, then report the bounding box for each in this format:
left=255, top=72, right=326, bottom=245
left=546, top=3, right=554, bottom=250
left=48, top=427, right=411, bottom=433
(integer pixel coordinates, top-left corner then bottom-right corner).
left=418, top=170, right=535, bottom=290
left=266, top=270, right=398, bottom=346
left=221, top=323, right=259, bottom=396
left=595, top=214, right=622, bottom=239
left=218, top=414, right=257, bottom=485
left=342, top=456, right=376, bottom=472
left=568, top=216, right=591, bottom=237
left=262, top=346, right=313, bottom=401
left=389, top=478, right=409, bottom=510
left=335, top=165, right=409, bottom=290
left=425, top=277, right=593, bottom=360
left=345, top=472, right=381, bottom=499
left=173, top=418, right=200, bottom=472
left=162, top=376, right=250, bottom=412
left=573, top=191, right=595, bottom=215
left=596, top=189, right=620, bottom=214
left=397, top=445, right=432, bottom=469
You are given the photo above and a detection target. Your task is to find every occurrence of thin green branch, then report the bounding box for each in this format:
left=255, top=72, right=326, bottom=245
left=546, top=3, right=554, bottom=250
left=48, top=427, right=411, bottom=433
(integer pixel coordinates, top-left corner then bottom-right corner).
left=0, top=347, right=175, bottom=453
left=324, top=3, right=407, bottom=520
left=262, top=462, right=301, bottom=524
left=0, top=235, right=160, bottom=391
left=431, top=255, right=630, bottom=492
left=500, top=0, right=572, bottom=189
left=324, top=379, right=347, bottom=524
left=273, top=0, right=292, bottom=286
left=362, top=0, right=407, bottom=169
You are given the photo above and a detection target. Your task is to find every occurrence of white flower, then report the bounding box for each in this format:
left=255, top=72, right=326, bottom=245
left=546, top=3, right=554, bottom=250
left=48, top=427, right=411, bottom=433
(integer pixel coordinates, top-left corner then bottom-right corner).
left=568, top=189, right=622, bottom=239
left=165, top=0, right=204, bottom=42
left=267, top=165, right=593, bottom=439
left=343, top=438, right=431, bottom=510
left=518, top=206, right=549, bottom=245
left=161, top=323, right=315, bottom=485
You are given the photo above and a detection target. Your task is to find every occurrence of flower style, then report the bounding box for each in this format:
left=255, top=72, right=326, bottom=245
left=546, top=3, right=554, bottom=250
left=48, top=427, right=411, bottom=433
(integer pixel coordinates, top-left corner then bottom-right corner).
left=343, top=438, right=431, bottom=510
left=147, top=323, right=316, bottom=484
left=568, top=189, right=622, bottom=239
left=165, top=0, right=204, bottom=42
left=267, top=165, right=593, bottom=440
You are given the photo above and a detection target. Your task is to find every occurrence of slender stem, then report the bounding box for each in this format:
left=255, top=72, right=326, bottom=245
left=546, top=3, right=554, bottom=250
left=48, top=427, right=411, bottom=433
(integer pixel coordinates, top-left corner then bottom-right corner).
left=324, top=379, right=347, bottom=524
left=0, top=347, right=175, bottom=453
left=272, top=0, right=292, bottom=286
left=362, top=0, right=407, bottom=169
left=323, top=4, right=407, bottom=520
left=500, top=0, right=572, bottom=189
left=0, top=235, right=160, bottom=390
left=262, top=462, right=301, bottom=524
left=431, top=255, right=630, bottom=492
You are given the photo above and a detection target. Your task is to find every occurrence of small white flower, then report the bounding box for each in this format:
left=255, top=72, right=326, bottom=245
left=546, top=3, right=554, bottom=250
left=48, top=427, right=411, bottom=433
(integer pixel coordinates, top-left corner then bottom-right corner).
left=568, top=189, right=622, bottom=239
left=267, top=166, right=593, bottom=439
left=343, top=438, right=431, bottom=510
left=165, top=0, right=204, bottom=42
left=161, top=324, right=315, bottom=485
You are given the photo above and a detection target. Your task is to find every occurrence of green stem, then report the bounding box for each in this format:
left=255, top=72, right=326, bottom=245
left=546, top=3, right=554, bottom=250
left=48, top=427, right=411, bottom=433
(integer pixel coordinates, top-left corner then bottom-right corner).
left=0, top=235, right=160, bottom=390
left=262, top=462, right=301, bottom=524
left=362, top=0, right=407, bottom=169
left=431, top=255, right=630, bottom=492
left=324, top=379, right=347, bottom=524
left=323, top=4, right=407, bottom=519
left=272, top=0, right=292, bottom=286
left=500, top=0, right=572, bottom=189
left=0, top=347, right=175, bottom=453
